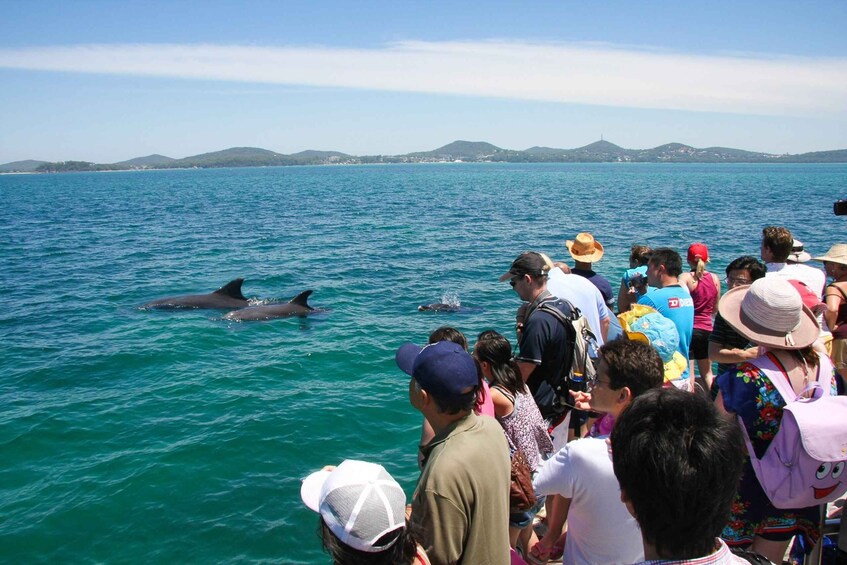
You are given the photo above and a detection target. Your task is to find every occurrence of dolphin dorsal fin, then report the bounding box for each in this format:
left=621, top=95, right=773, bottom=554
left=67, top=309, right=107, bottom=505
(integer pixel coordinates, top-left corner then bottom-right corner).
left=289, top=290, right=314, bottom=309
left=215, top=278, right=246, bottom=300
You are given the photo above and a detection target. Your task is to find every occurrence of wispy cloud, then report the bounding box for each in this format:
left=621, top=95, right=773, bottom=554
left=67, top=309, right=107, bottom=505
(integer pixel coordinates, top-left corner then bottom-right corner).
left=1, top=41, right=845, bottom=116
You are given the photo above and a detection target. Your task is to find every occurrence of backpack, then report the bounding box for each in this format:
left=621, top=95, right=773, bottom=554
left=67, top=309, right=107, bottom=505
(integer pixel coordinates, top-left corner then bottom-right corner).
left=739, top=353, right=847, bottom=509
left=534, top=298, right=599, bottom=408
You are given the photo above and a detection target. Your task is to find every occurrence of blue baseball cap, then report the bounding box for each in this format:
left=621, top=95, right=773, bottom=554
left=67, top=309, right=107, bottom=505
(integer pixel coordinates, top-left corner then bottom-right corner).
left=395, top=341, right=478, bottom=400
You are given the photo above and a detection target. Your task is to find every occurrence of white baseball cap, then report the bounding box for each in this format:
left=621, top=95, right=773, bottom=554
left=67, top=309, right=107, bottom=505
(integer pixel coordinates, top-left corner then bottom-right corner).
left=300, top=459, right=407, bottom=553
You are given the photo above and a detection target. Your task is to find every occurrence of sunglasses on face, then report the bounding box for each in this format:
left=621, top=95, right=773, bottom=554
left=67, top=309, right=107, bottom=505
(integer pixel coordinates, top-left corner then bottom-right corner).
left=724, top=276, right=752, bottom=286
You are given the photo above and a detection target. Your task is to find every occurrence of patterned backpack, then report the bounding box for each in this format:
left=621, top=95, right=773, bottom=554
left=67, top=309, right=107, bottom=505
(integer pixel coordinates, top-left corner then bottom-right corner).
left=739, top=353, right=847, bottom=509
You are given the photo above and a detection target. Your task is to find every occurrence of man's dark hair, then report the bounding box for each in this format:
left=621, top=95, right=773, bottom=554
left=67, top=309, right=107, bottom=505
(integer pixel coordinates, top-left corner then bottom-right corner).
left=428, top=326, right=468, bottom=351
left=648, top=247, right=683, bottom=278
left=429, top=385, right=480, bottom=415
left=762, top=226, right=793, bottom=262
left=725, top=255, right=767, bottom=281
left=611, top=388, right=745, bottom=560
left=599, top=339, right=663, bottom=398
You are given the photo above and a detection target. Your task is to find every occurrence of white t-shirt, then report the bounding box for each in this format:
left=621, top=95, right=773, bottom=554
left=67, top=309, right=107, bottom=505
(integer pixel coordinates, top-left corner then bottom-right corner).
left=547, top=267, right=609, bottom=347
left=766, top=261, right=828, bottom=333
left=766, top=262, right=826, bottom=298
left=534, top=436, right=644, bottom=565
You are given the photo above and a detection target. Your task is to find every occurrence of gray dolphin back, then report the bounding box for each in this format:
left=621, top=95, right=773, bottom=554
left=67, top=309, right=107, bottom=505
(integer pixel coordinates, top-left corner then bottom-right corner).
left=214, top=278, right=247, bottom=300
left=223, top=290, right=315, bottom=321
left=141, top=278, right=249, bottom=310
left=288, top=290, right=314, bottom=310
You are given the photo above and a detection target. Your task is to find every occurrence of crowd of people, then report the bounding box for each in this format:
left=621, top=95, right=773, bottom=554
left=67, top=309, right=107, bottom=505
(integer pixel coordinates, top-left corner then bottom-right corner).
left=300, top=226, right=847, bottom=565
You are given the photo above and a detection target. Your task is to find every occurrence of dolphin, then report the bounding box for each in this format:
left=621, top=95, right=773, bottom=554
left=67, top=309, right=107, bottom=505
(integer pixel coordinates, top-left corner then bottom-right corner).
left=223, top=290, right=315, bottom=321
left=418, top=303, right=460, bottom=312
left=141, top=278, right=249, bottom=310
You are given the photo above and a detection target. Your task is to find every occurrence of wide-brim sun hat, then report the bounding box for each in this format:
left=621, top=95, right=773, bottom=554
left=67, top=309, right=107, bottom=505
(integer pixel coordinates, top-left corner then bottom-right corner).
left=300, top=459, right=407, bottom=553
left=565, top=233, right=604, bottom=263
left=813, top=243, right=847, bottom=267
left=718, top=277, right=819, bottom=350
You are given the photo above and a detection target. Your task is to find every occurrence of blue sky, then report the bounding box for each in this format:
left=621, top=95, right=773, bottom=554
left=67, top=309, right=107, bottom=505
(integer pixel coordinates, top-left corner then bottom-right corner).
left=1, top=0, right=845, bottom=163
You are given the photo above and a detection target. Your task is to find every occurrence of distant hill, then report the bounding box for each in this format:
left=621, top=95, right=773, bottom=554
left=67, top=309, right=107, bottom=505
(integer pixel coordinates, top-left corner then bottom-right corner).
left=784, top=149, right=847, bottom=163
left=6, top=140, right=847, bottom=173
left=524, top=146, right=567, bottom=155
left=289, top=150, right=350, bottom=159
left=522, top=141, right=786, bottom=163
left=406, top=140, right=507, bottom=160
left=0, top=159, right=48, bottom=172
left=114, top=154, right=175, bottom=168
left=167, top=147, right=292, bottom=168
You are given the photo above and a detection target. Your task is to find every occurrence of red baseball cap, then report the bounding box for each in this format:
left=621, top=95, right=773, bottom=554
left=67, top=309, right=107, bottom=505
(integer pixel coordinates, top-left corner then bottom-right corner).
left=687, top=243, right=709, bottom=263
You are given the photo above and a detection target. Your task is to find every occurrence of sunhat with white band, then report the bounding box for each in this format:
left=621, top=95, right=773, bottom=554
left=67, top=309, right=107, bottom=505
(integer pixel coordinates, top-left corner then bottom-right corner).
left=718, top=277, right=819, bottom=350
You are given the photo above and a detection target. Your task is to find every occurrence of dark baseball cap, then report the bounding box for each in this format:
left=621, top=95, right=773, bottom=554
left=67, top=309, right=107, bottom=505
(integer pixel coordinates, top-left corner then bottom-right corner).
left=395, top=341, right=478, bottom=400
left=498, top=251, right=550, bottom=282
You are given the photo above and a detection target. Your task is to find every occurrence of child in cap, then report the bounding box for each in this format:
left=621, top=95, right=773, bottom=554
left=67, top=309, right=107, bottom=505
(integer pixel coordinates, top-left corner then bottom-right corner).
left=301, top=459, right=430, bottom=564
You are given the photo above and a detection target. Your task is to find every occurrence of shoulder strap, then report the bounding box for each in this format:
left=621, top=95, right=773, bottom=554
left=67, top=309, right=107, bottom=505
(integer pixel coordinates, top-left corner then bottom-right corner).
left=492, top=385, right=515, bottom=406
left=751, top=353, right=796, bottom=403
left=827, top=283, right=847, bottom=301
left=753, top=353, right=831, bottom=403
left=536, top=298, right=577, bottom=325
left=729, top=547, right=775, bottom=564
left=524, top=290, right=554, bottom=322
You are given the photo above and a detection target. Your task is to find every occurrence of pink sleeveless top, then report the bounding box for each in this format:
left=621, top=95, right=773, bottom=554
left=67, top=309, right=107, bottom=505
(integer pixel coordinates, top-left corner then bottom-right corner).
left=690, top=272, right=719, bottom=331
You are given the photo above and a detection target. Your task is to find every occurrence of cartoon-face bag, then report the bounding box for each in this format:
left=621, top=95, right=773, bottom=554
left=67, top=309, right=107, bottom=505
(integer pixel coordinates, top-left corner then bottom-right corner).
left=740, top=353, right=847, bottom=509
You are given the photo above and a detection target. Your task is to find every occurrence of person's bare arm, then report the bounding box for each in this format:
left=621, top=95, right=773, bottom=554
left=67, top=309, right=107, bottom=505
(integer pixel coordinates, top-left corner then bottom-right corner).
left=531, top=495, right=571, bottom=558
left=516, top=360, right=536, bottom=383
left=617, top=280, right=631, bottom=313
left=823, top=287, right=844, bottom=332
left=708, top=341, right=759, bottom=365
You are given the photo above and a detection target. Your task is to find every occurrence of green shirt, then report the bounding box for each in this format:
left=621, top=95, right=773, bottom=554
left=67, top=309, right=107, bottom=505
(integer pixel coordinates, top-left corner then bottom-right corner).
left=411, top=412, right=511, bottom=565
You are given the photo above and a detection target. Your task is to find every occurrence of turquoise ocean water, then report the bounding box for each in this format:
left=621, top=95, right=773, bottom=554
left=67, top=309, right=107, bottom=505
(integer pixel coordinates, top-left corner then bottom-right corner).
left=2, top=163, right=845, bottom=563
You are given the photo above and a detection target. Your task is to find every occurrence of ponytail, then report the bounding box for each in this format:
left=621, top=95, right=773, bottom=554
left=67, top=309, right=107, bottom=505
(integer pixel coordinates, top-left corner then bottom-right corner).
left=695, top=258, right=706, bottom=278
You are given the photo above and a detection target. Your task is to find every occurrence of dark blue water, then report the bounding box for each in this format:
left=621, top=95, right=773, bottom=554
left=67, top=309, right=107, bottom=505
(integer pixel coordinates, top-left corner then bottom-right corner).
left=1, top=163, right=844, bottom=563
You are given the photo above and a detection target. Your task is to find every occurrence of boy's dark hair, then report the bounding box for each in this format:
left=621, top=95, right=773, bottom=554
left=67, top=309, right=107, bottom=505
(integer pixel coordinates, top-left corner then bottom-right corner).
left=599, top=339, right=663, bottom=398
left=629, top=245, right=652, bottom=267
left=428, top=326, right=468, bottom=351
left=611, top=388, right=745, bottom=560
left=648, top=248, right=683, bottom=278
left=320, top=518, right=418, bottom=565
left=725, top=255, right=767, bottom=281
left=761, top=226, right=793, bottom=262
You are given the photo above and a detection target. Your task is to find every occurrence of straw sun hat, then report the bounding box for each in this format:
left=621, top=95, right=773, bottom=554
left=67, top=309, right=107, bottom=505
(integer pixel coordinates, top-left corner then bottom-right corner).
left=813, top=243, right=847, bottom=267
left=566, top=233, right=604, bottom=263
left=718, top=277, right=819, bottom=350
